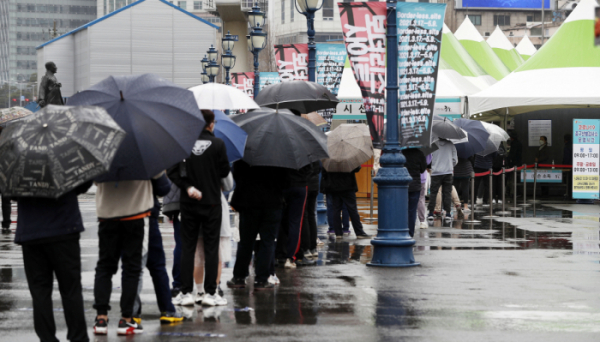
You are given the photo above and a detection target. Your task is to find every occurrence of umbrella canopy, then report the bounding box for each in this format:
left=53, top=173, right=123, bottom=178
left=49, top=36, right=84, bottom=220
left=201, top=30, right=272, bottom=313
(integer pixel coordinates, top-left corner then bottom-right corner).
left=487, top=26, right=525, bottom=71
left=213, top=109, right=247, bottom=162
left=189, top=83, right=259, bottom=110
left=255, top=81, right=339, bottom=113
left=301, top=112, right=328, bottom=127
left=516, top=35, right=537, bottom=61
left=431, top=117, right=467, bottom=140
left=68, top=74, right=205, bottom=181
left=469, top=0, right=600, bottom=115
left=322, top=124, right=373, bottom=172
left=419, top=141, right=439, bottom=156
left=451, top=118, right=490, bottom=158
left=454, top=17, right=511, bottom=81
left=476, top=121, right=509, bottom=156
left=0, top=105, right=125, bottom=198
left=0, top=106, right=33, bottom=126
left=232, top=107, right=329, bottom=169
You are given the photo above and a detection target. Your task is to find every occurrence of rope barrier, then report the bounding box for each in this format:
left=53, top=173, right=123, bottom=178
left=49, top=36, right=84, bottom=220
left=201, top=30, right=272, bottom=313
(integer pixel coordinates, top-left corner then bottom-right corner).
left=474, top=171, right=491, bottom=177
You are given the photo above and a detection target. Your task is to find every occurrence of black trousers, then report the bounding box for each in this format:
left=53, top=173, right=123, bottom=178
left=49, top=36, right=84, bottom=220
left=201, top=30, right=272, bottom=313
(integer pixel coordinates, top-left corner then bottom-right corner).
left=330, top=191, right=365, bottom=236
left=93, top=219, right=144, bottom=318
left=23, top=236, right=89, bottom=342
left=453, top=177, right=470, bottom=204
left=1, top=195, right=10, bottom=228
left=474, top=167, right=490, bottom=203
left=234, top=208, right=282, bottom=283
left=276, top=187, right=307, bottom=260
left=428, top=174, right=453, bottom=215
left=300, top=190, right=318, bottom=255
left=180, top=204, right=221, bottom=295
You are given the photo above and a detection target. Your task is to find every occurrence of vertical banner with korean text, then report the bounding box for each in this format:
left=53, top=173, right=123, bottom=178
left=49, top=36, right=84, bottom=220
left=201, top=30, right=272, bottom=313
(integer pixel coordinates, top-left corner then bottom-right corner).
left=572, top=119, right=600, bottom=199
left=339, top=2, right=387, bottom=148
left=259, top=72, right=281, bottom=91
left=316, top=43, right=347, bottom=127
left=274, top=44, right=309, bottom=82
left=397, top=2, right=446, bottom=148
left=231, top=72, right=255, bottom=98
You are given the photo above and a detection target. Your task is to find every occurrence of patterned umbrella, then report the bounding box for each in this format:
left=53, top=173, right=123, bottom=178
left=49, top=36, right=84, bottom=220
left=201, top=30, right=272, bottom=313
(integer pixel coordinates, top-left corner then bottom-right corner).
left=322, top=124, right=373, bottom=172
left=0, top=105, right=125, bottom=198
left=0, top=107, right=34, bottom=126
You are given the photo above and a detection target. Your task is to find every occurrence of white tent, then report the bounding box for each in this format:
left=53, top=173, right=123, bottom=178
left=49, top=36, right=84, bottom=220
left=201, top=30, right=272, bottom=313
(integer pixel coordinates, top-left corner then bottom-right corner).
left=469, top=0, right=600, bottom=115
left=487, top=26, right=525, bottom=71
left=515, top=35, right=537, bottom=61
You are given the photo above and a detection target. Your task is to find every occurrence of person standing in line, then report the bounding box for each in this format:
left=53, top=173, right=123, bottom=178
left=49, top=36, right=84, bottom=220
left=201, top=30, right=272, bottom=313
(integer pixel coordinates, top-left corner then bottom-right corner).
left=168, top=110, right=230, bottom=307
left=453, top=156, right=473, bottom=216
left=321, top=166, right=371, bottom=239
left=162, top=184, right=182, bottom=298
left=505, top=132, right=522, bottom=196
left=93, top=171, right=164, bottom=336
left=0, top=128, right=11, bottom=232
left=417, top=154, right=432, bottom=229
left=403, top=148, right=427, bottom=237
left=127, top=173, right=183, bottom=325
left=298, top=161, right=320, bottom=261
left=275, top=164, right=311, bottom=268
left=427, top=139, right=458, bottom=222
left=474, top=153, right=495, bottom=205
left=326, top=196, right=350, bottom=237
left=227, top=160, right=288, bottom=290
left=16, top=181, right=92, bottom=342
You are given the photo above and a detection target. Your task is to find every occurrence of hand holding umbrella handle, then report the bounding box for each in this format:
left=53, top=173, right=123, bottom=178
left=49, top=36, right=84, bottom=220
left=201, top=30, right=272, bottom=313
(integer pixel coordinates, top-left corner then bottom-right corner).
left=187, top=187, right=203, bottom=201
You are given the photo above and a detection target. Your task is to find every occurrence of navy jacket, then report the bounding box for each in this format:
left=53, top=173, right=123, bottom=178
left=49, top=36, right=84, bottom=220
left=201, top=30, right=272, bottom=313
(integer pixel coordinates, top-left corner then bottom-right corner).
left=231, top=160, right=289, bottom=210
left=320, top=167, right=360, bottom=194
left=15, top=181, right=93, bottom=245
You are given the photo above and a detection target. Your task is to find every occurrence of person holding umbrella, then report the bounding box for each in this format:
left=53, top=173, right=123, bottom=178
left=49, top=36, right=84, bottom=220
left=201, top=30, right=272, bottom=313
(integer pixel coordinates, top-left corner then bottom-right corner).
left=168, top=110, right=230, bottom=307
left=427, top=139, right=458, bottom=222
left=403, top=148, right=427, bottom=236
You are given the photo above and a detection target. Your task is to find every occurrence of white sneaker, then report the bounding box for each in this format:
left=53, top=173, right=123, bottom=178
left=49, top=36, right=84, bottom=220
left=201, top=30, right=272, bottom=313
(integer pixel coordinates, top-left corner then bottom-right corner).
left=195, top=292, right=205, bottom=304
left=420, top=221, right=428, bottom=229
left=316, top=238, right=324, bottom=246
left=284, top=258, right=296, bottom=269
left=268, top=275, right=280, bottom=285
left=180, top=293, right=195, bottom=306
left=172, top=293, right=183, bottom=306
left=444, top=216, right=452, bottom=222
left=202, top=293, right=227, bottom=306
left=497, top=200, right=502, bottom=204
left=476, top=198, right=483, bottom=205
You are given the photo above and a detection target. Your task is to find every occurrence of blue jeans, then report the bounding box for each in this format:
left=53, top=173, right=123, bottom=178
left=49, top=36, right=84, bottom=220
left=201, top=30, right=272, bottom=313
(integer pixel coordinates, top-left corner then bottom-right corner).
left=171, top=215, right=181, bottom=289
left=326, top=195, right=349, bottom=232
left=408, top=191, right=420, bottom=237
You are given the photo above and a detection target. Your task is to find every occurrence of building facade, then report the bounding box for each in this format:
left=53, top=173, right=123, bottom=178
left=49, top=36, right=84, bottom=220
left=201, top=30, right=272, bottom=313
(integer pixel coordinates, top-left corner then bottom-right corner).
left=0, top=0, right=97, bottom=85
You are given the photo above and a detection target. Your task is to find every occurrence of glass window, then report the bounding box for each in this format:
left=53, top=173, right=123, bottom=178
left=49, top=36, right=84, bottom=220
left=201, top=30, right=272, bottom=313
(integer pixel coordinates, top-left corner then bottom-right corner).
left=323, top=0, right=333, bottom=20
left=281, top=0, right=285, bottom=24
left=493, top=15, right=510, bottom=26
left=193, top=1, right=202, bottom=10
left=178, top=1, right=187, bottom=9
left=469, top=15, right=481, bottom=26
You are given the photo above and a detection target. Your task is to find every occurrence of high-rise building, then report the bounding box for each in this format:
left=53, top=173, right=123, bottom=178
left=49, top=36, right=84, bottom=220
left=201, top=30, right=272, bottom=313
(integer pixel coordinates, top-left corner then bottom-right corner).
left=0, top=0, right=97, bottom=85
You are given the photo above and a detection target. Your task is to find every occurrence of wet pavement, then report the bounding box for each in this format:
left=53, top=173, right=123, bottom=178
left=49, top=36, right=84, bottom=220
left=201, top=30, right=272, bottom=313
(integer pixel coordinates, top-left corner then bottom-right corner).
left=1, top=196, right=600, bottom=341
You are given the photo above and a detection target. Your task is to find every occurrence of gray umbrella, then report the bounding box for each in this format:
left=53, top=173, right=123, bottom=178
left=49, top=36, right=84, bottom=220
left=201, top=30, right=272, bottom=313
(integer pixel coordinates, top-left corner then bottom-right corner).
left=232, top=107, right=329, bottom=169
left=0, top=105, right=125, bottom=198
left=254, top=81, right=339, bottom=114
left=431, top=117, right=467, bottom=141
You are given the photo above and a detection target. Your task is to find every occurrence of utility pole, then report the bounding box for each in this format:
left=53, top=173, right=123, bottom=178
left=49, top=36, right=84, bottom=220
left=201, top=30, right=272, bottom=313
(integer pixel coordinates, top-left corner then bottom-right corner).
left=541, top=0, right=545, bottom=46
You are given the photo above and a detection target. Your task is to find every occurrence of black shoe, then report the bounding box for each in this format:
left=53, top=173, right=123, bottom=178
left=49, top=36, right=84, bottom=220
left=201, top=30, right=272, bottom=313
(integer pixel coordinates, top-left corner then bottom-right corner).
left=171, top=287, right=181, bottom=298
left=254, top=281, right=275, bottom=290
left=295, top=258, right=316, bottom=266
left=217, top=285, right=224, bottom=297
left=93, top=317, right=108, bottom=335
left=356, top=234, right=372, bottom=239
left=226, top=278, right=246, bottom=288
left=117, top=318, right=143, bottom=335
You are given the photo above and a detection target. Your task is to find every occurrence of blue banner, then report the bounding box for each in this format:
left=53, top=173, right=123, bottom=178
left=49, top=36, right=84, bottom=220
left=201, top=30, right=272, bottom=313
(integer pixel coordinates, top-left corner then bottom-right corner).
left=462, top=0, right=550, bottom=9
left=259, top=72, right=280, bottom=90
left=316, top=43, right=346, bottom=96
left=397, top=2, right=446, bottom=148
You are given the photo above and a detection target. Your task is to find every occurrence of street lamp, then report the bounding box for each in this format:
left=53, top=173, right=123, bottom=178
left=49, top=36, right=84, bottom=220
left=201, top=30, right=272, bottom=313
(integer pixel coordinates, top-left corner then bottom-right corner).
left=221, top=31, right=236, bottom=86
left=367, top=0, right=418, bottom=268
left=206, top=59, right=220, bottom=83
left=295, top=0, right=323, bottom=82
left=249, top=23, right=267, bottom=96
left=201, top=72, right=210, bottom=84
left=207, top=45, right=219, bottom=65
left=247, top=2, right=266, bottom=28
left=201, top=55, right=210, bottom=72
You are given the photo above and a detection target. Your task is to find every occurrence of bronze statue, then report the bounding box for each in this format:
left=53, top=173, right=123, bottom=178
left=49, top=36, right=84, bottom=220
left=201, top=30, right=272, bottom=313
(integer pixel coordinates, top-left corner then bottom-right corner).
left=38, top=62, right=64, bottom=108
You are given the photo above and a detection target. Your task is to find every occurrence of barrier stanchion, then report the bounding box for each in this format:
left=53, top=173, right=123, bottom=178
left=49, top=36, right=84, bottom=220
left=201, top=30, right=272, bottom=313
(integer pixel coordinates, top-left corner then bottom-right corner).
left=496, top=167, right=511, bottom=215
left=530, top=162, right=540, bottom=205
left=364, top=169, right=376, bottom=222
left=510, top=166, right=521, bottom=211
left=482, top=168, right=499, bottom=219
left=519, top=164, right=531, bottom=207
left=464, top=172, right=480, bottom=224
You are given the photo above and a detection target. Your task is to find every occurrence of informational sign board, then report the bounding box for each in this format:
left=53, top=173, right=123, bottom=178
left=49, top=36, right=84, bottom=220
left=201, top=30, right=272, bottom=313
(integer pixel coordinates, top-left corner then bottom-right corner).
left=528, top=119, right=552, bottom=147
left=433, top=98, right=461, bottom=116
left=520, top=170, right=562, bottom=183
left=572, top=119, right=600, bottom=200
left=457, top=0, right=551, bottom=9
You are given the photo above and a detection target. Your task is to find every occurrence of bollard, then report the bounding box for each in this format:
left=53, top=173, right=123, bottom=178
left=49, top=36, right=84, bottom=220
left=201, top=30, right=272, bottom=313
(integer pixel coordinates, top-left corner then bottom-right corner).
left=364, top=169, right=376, bottom=222
left=464, top=172, right=480, bottom=224
left=510, top=167, right=521, bottom=210
left=519, top=164, right=531, bottom=207
left=482, top=168, right=499, bottom=219
left=531, top=162, right=539, bottom=204
left=497, top=167, right=511, bottom=215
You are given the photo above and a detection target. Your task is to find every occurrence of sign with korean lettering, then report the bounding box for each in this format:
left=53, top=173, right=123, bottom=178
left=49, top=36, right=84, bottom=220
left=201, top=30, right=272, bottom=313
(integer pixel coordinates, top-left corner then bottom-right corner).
left=397, top=2, right=446, bottom=148
left=274, top=44, right=309, bottom=82
left=572, top=119, right=600, bottom=199
left=231, top=72, right=254, bottom=99
left=520, top=170, right=562, bottom=183
left=339, top=2, right=387, bottom=148
left=259, top=72, right=281, bottom=90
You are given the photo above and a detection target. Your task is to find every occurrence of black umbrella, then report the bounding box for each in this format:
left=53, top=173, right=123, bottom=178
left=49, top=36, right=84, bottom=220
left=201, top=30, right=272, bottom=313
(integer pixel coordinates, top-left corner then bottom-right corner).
left=254, top=81, right=339, bottom=114
left=232, top=108, right=329, bottom=169
left=431, top=117, right=466, bottom=141
left=68, top=74, right=205, bottom=181
left=0, top=105, right=125, bottom=198
left=418, top=141, right=439, bottom=156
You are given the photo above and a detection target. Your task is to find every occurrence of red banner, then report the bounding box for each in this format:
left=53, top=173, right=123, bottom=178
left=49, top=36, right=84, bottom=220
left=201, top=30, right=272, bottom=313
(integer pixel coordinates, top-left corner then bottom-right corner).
left=274, top=44, right=309, bottom=82
left=231, top=72, right=254, bottom=99
left=338, top=2, right=387, bottom=148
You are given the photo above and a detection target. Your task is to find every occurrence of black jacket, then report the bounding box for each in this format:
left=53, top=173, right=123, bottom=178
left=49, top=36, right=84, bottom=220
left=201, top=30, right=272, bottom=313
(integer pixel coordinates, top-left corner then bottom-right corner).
left=403, top=149, right=427, bottom=192
left=306, top=161, right=321, bottom=192
left=15, top=181, right=92, bottom=245
left=454, top=157, right=474, bottom=178
left=320, top=167, right=360, bottom=194
left=151, top=173, right=172, bottom=218
left=287, top=163, right=312, bottom=188
left=230, top=160, right=289, bottom=210
left=168, top=130, right=230, bottom=207
left=537, top=145, right=551, bottom=164
left=507, top=138, right=523, bottom=167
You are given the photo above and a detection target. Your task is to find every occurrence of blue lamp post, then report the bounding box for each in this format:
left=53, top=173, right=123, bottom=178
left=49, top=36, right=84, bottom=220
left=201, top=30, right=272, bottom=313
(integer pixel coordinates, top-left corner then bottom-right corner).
left=206, top=59, right=220, bottom=83
left=367, top=0, right=419, bottom=267
left=247, top=3, right=266, bottom=96
left=207, top=45, right=219, bottom=83
left=221, top=31, right=236, bottom=86
left=201, top=55, right=210, bottom=84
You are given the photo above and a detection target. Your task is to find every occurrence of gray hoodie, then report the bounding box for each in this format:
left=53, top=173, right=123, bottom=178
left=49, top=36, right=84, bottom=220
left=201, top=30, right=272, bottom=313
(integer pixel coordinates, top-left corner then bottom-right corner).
left=431, top=139, right=458, bottom=176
